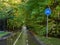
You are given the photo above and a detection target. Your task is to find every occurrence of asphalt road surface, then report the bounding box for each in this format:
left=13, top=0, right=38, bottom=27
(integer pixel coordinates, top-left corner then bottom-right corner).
left=15, top=25, right=44, bottom=45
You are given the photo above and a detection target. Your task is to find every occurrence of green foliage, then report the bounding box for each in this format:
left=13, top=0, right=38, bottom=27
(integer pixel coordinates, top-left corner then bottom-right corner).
left=25, top=0, right=60, bottom=37
left=0, top=0, right=60, bottom=38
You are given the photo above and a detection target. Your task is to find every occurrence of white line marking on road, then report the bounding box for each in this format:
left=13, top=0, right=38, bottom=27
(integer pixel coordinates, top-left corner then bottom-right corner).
left=26, top=40, right=28, bottom=42
left=26, top=40, right=29, bottom=45
left=27, top=43, right=29, bottom=45
left=13, top=31, right=22, bottom=45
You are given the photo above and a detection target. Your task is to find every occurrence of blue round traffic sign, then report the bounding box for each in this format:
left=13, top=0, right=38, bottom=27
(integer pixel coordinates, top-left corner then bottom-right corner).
left=45, top=8, right=51, bottom=16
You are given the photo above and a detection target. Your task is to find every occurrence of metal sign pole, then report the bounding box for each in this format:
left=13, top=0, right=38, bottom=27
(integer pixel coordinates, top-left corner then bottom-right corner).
left=46, top=15, right=48, bottom=37
left=45, top=8, right=51, bottom=38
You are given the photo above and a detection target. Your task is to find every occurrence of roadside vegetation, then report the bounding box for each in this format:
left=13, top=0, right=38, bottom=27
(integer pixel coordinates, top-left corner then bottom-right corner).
left=0, top=0, right=60, bottom=45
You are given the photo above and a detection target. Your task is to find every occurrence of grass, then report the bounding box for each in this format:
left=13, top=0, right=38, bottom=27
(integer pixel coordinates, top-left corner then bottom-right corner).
left=38, top=36, right=60, bottom=45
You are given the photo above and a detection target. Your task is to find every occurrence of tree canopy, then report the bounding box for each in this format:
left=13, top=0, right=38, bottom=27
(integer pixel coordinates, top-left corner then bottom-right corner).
left=0, top=0, right=60, bottom=37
